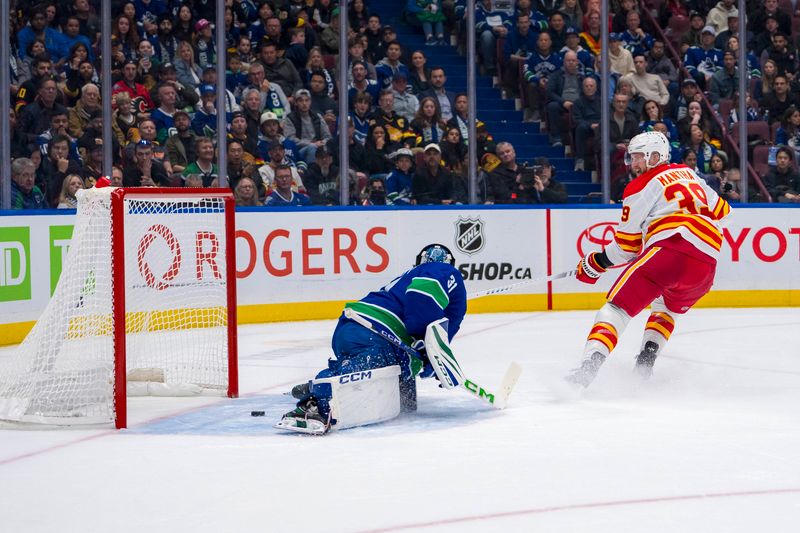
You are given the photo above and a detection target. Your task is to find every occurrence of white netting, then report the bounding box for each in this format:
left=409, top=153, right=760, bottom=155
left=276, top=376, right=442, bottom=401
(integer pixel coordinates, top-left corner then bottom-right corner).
left=0, top=188, right=232, bottom=425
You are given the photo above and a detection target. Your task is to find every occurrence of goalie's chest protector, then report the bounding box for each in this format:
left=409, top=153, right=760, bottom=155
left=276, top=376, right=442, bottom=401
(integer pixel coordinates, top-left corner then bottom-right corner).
left=356, top=262, right=467, bottom=341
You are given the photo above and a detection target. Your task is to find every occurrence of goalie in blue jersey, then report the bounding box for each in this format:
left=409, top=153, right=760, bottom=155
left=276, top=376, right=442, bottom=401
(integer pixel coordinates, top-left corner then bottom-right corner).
left=276, top=244, right=467, bottom=434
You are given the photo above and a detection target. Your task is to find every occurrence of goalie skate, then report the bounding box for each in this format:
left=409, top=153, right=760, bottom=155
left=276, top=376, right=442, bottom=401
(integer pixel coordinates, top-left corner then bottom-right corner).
left=274, top=400, right=331, bottom=435
left=565, top=352, right=606, bottom=388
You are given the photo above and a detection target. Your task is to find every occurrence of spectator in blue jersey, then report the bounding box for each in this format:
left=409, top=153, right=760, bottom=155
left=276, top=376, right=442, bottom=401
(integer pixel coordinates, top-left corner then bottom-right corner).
left=684, top=26, right=724, bottom=90
left=59, top=16, right=94, bottom=63
left=283, top=27, right=309, bottom=72
left=560, top=28, right=595, bottom=77
left=242, top=62, right=290, bottom=119
left=17, top=7, right=64, bottom=62
left=619, top=10, right=654, bottom=58
left=501, top=11, right=538, bottom=95
left=248, top=1, right=275, bottom=47
left=348, top=60, right=381, bottom=109
left=192, top=84, right=220, bottom=137
left=277, top=244, right=467, bottom=434
left=385, top=147, right=416, bottom=204
left=475, top=0, right=511, bottom=76
left=349, top=92, right=374, bottom=146
left=150, top=84, right=179, bottom=144
left=10, top=158, right=46, bottom=210
left=523, top=32, right=562, bottom=122
left=546, top=51, right=583, bottom=147
left=375, top=41, right=410, bottom=91
left=264, top=164, right=312, bottom=206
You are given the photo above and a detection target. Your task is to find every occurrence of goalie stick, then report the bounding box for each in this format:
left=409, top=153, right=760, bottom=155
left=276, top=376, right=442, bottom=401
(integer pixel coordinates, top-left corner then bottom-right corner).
left=467, top=269, right=577, bottom=300
left=342, top=308, right=521, bottom=409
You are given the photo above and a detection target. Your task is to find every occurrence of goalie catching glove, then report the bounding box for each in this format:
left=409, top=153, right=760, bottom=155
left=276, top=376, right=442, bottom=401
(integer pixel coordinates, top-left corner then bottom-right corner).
left=576, top=251, right=612, bottom=285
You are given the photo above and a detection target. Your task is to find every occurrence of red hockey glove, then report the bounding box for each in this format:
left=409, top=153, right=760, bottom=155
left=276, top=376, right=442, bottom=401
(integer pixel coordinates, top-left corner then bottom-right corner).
left=576, top=252, right=607, bottom=284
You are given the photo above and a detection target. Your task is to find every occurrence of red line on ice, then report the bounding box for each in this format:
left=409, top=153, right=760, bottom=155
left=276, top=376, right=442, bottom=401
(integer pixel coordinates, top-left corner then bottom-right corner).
left=359, top=487, right=800, bottom=532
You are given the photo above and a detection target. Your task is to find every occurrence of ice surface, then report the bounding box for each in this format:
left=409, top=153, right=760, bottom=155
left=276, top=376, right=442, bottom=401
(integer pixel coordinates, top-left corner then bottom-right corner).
left=1, top=308, right=799, bottom=532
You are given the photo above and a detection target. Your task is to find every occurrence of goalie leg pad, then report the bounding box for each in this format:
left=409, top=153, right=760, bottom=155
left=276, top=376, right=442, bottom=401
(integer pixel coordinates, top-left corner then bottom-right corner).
left=314, top=365, right=402, bottom=431
left=425, top=318, right=465, bottom=389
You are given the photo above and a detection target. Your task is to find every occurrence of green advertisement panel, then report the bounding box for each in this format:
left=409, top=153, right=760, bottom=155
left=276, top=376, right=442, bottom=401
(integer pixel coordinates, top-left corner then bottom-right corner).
left=0, top=227, right=31, bottom=302
left=49, top=225, right=74, bottom=296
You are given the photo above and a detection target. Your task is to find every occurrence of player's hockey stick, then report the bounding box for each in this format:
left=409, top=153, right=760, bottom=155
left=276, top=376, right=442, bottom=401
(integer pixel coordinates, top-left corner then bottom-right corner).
left=343, top=308, right=521, bottom=409
left=468, top=269, right=577, bottom=300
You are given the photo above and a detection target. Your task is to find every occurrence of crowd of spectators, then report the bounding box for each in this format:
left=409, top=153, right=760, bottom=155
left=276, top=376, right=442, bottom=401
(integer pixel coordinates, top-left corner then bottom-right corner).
left=6, top=0, right=800, bottom=208
left=495, top=0, right=800, bottom=202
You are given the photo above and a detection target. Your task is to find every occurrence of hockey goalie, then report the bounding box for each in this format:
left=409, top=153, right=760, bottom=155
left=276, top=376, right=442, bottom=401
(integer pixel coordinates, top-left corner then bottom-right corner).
left=276, top=244, right=468, bottom=435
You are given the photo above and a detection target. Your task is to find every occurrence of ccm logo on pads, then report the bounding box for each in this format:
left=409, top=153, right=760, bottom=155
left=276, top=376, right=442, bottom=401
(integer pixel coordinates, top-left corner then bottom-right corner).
left=339, top=371, right=373, bottom=384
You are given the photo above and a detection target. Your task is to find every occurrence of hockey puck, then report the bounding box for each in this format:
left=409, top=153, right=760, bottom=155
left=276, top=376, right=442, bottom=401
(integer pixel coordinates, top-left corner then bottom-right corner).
left=251, top=410, right=265, bottom=417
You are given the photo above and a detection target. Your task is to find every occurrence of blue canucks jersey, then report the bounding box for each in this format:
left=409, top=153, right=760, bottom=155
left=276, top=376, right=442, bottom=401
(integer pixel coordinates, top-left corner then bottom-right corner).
left=344, top=262, right=467, bottom=345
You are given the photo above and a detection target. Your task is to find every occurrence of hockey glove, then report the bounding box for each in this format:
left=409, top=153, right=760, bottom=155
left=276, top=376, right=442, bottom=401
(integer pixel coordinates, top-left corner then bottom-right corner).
left=410, top=339, right=427, bottom=377
left=576, top=252, right=607, bottom=285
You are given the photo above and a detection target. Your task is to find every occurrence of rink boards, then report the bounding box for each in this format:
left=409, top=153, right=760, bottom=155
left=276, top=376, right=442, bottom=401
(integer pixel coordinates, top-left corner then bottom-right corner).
left=0, top=205, right=798, bottom=344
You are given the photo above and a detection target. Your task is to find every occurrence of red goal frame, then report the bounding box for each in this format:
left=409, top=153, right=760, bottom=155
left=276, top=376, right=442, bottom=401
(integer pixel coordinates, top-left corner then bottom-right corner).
left=110, top=188, right=238, bottom=428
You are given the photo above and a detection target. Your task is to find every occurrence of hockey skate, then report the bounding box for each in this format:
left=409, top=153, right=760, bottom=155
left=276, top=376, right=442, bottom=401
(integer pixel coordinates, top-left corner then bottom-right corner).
left=565, top=352, right=606, bottom=388
left=633, top=341, right=659, bottom=379
left=274, top=399, right=331, bottom=435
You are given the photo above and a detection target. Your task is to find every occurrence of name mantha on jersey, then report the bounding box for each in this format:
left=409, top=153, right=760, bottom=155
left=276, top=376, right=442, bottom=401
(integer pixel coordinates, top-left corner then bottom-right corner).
left=453, top=217, right=533, bottom=281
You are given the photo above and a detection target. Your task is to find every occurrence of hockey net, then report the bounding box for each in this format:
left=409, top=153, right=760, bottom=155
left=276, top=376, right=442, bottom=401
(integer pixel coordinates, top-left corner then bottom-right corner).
left=0, top=187, right=238, bottom=428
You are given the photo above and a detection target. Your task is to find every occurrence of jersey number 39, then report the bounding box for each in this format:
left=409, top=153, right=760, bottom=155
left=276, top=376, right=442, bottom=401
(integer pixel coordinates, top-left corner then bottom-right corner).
left=663, top=182, right=713, bottom=218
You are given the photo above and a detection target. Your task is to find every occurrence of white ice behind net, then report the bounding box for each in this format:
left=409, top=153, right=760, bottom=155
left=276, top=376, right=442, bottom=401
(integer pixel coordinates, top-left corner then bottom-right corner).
left=0, top=188, right=230, bottom=425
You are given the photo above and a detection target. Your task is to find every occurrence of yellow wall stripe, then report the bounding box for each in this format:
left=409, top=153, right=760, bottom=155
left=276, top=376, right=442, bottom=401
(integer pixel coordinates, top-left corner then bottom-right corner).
left=0, top=291, right=797, bottom=347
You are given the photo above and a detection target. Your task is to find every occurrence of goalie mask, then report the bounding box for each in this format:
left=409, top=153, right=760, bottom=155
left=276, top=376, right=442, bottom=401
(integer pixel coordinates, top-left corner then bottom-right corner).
left=415, top=244, right=455, bottom=267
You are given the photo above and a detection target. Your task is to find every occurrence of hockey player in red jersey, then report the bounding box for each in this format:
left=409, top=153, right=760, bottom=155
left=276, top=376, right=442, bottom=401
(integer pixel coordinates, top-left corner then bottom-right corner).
left=567, top=131, right=732, bottom=387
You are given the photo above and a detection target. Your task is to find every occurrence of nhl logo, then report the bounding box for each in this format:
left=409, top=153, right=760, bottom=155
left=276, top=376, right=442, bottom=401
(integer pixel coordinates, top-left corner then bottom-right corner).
left=454, top=217, right=485, bottom=255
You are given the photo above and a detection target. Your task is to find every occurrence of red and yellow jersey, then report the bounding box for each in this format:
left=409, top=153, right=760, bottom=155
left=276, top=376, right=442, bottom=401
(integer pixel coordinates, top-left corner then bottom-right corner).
left=606, top=163, right=732, bottom=265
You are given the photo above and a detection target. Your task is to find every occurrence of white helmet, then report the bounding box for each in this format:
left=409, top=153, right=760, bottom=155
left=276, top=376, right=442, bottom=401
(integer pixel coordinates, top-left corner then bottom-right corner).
left=625, top=131, right=670, bottom=168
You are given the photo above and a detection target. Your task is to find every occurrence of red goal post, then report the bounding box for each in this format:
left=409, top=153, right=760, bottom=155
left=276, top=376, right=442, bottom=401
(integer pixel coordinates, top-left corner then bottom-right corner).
left=111, top=188, right=238, bottom=428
